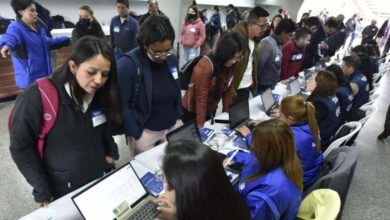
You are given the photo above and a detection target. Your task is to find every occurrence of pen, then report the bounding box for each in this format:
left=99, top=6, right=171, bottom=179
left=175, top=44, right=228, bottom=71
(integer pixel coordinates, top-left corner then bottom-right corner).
left=224, top=149, right=239, bottom=169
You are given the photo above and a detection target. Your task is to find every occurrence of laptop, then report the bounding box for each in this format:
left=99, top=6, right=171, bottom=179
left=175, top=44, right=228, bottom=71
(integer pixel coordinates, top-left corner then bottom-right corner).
left=166, top=120, right=202, bottom=143
left=289, top=78, right=309, bottom=100
left=228, top=98, right=254, bottom=130
left=260, top=88, right=279, bottom=116
left=0, top=19, right=12, bottom=34
left=72, top=163, right=160, bottom=220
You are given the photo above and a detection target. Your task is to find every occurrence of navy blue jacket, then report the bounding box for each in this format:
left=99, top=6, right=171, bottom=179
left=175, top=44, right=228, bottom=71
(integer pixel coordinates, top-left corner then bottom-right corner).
left=312, top=95, right=341, bottom=149
left=337, top=84, right=354, bottom=124
left=117, top=48, right=182, bottom=139
left=0, top=19, right=69, bottom=88
left=110, top=15, right=139, bottom=50
left=246, top=123, right=323, bottom=187
left=302, top=25, right=327, bottom=70
left=227, top=151, right=301, bottom=220
left=209, top=13, right=221, bottom=35
left=350, top=71, right=369, bottom=113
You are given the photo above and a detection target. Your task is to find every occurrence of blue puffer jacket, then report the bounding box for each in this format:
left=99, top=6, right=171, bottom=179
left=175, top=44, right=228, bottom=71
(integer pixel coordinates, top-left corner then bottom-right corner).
left=246, top=123, right=323, bottom=188
left=290, top=123, right=323, bottom=187
left=227, top=151, right=302, bottom=220
left=0, top=19, right=69, bottom=89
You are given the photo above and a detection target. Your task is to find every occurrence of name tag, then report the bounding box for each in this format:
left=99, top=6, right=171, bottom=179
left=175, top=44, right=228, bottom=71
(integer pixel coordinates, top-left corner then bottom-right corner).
left=295, top=53, right=303, bottom=60
left=91, top=110, right=107, bottom=127
left=170, top=66, right=178, bottom=80
left=228, top=76, right=233, bottom=87
left=114, top=26, right=120, bottom=33
left=275, top=54, right=281, bottom=62
left=190, top=27, right=196, bottom=32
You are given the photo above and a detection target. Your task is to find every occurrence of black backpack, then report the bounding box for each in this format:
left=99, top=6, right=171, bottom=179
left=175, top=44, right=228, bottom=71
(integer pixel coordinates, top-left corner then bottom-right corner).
left=179, top=52, right=219, bottom=90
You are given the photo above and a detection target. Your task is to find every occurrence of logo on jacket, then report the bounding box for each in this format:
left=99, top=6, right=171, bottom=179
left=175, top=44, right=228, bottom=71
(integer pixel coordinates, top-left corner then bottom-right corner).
left=44, top=113, right=52, bottom=121
left=239, top=182, right=246, bottom=191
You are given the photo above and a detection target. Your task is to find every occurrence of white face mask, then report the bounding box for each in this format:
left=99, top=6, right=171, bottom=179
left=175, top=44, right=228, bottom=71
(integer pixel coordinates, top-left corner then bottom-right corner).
left=146, top=51, right=156, bottom=62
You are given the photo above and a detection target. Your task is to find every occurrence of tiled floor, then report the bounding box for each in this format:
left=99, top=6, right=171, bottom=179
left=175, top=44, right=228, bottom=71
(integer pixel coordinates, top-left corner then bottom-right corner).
left=0, top=69, right=389, bottom=219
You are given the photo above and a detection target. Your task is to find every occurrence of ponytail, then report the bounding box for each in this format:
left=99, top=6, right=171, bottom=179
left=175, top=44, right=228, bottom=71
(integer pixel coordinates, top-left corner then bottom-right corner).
left=304, top=101, right=321, bottom=152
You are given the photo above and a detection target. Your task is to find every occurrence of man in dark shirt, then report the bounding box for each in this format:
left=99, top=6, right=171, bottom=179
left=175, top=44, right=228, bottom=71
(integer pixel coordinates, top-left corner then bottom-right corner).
left=301, top=18, right=338, bottom=70
left=361, top=19, right=378, bottom=45
left=226, top=4, right=237, bottom=30
left=328, top=14, right=347, bottom=56
left=139, top=0, right=167, bottom=25
left=110, top=0, right=139, bottom=60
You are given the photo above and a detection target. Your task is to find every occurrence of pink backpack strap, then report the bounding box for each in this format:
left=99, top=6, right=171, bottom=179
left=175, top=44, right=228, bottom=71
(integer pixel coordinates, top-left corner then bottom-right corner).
left=36, top=78, right=59, bottom=160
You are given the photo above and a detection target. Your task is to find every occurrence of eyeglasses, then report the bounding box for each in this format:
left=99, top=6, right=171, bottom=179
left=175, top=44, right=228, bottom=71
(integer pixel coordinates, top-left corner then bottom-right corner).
left=253, top=22, right=269, bottom=29
left=229, top=54, right=244, bottom=62
left=148, top=47, right=173, bottom=58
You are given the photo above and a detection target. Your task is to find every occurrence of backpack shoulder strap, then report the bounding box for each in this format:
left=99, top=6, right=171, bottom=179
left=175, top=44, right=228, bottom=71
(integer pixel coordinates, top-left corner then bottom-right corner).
left=36, top=78, right=59, bottom=160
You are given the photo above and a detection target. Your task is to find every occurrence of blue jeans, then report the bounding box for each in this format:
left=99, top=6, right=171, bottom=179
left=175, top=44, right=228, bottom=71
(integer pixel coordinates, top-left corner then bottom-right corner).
left=183, top=47, right=200, bottom=62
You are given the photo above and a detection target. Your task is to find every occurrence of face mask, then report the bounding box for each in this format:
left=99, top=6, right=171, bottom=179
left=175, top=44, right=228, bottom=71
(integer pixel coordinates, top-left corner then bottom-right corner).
left=187, top=13, right=196, bottom=20
left=79, top=18, right=91, bottom=26
left=146, top=51, right=156, bottom=62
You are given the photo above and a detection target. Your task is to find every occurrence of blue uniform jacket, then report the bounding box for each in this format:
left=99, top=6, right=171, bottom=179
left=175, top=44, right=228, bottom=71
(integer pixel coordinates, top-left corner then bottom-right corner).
left=246, top=123, right=323, bottom=188
left=350, top=71, right=369, bottom=113
left=227, top=151, right=301, bottom=220
left=116, top=47, right=182, bottom=139
left=337, top=84, right=353, bottom=124
left=209, top=13, right=221, bottom=35
left=110, top=15, right=139, bottom=50
left=0, top=19, right=69, bottom=89
left=312, top=95, right=341, bottom=149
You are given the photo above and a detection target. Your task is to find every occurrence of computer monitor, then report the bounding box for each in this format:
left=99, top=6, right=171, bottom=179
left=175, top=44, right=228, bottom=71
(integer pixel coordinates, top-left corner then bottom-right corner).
left=260, top=88, right=275, bottom=112
left=166, top=120, right=202, bottom=143
left=228, top=98, right=250, bottom=129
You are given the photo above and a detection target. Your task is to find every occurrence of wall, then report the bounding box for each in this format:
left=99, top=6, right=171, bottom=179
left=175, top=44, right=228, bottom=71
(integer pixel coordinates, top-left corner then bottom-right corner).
left=255, top=0, right=304, bottom=21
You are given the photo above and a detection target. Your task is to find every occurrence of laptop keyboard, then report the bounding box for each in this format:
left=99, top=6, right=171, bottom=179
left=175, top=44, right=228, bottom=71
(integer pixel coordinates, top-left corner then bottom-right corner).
left=127, top=200, right=159, bottom=220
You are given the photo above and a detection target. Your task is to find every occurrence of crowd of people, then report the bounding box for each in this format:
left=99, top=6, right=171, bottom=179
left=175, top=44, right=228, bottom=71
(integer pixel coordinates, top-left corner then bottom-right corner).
left=0, top=0, right=388, bottom=219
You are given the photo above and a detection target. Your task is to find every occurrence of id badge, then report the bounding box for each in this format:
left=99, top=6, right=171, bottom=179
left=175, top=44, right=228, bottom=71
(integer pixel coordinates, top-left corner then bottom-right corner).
left=114, top=26, right=120, bottom=33
left=275, top=54, right=281, bottom=62
left=170, top=66, right=179, bottom=80
left=295, top=53, right=303, bottom=60
left=190, top=27, right=196, bottom=32
left=91, top=110, right=107, bottom=127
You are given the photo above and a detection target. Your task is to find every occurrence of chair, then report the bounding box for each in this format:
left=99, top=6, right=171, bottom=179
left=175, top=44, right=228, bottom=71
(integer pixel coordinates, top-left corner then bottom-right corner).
left=323, top=122, right=362, bottom=157
left=303, top=147, right=358, bottom=220
left=297, top=189, right=341, bottom=220
left=359, top=104, right=377, bottom=124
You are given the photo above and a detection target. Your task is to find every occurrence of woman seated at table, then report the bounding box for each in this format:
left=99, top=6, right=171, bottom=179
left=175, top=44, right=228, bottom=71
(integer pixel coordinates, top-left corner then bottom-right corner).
left=237, top=95, right=323, bottom=188
left=155, top=140, right=251, bottom=220
left=225, top=119, right=303, bottom=219
left=326, top=64, right=354, bottom=125
left=306, top=70, right=341, bottom=150
left=117, top=15, right=182, bottom=157
left=10, top=36, right=122, bottom=207
left=181, top=32, right=244, bottom=127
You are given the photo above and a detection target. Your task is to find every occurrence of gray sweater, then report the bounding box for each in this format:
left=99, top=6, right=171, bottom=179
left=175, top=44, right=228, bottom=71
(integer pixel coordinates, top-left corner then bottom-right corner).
left=257, top=33, right=283, bottom=88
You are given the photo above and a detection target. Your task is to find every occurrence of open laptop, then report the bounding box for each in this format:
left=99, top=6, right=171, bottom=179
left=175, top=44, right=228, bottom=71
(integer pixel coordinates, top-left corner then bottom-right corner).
left=72, top=163, right=160, bottom=220
left=228, top=98, right=254, bottom=130
left=289, top=78, right=310, bottom=100
left=166, top=120, right=202, bottom=143
left=260, top=88, right=279, bottom=116
left=0, top=19, right=12, bottom=34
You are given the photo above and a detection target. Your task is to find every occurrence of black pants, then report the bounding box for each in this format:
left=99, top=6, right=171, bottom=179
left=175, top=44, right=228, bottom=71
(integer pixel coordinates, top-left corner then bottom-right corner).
left=379, top=104, right=390, bottom=139
left=234, top=87, right=251, bottom=104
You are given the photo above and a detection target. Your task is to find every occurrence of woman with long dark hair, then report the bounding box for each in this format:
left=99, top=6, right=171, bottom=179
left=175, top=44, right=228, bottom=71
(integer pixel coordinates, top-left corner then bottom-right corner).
left=182, top=31, right=244, bottom=127
left=226, top=119, right=303, bottom=219
left=10, top=36, right=123, bottom=207
left=306, top=70, right=341, bottom=150
left=180, top=5, right=205, bottom=62
left=117, top=15, right=182, bottom=157
left=155, top=140, right=251, bottom=220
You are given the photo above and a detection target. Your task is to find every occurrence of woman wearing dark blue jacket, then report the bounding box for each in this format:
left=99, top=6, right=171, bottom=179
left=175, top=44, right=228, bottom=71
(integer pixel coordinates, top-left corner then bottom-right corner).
left=0, top=0, right=70, bottom=89
left=237, top=96, right=323, bottom=188
left=117, top=15, right=182, bottom=157
left=208, top=6, right=221, bottom=49
left=306, top=70, right=341, bottom=150
left=326, top=64, right=354, bottom=124
left=226, top=119, right=303, bottom=220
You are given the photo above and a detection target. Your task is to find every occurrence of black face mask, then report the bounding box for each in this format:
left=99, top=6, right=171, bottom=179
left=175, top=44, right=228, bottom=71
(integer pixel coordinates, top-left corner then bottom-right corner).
left=187, top=13, right=197, bottom=20
left=79, top=18, right=91, bottom=26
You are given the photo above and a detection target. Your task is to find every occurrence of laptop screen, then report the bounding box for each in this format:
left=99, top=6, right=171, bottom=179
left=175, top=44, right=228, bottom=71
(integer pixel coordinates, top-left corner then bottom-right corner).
left=261, top=89, right=275, bottom=112
left=166, top=120, right=201, bottom=142
left=72, top=163, right=147, bottom=220
left=228, top=98, right=249, bottom=129
left=290, top=79, right=301, bottom=95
